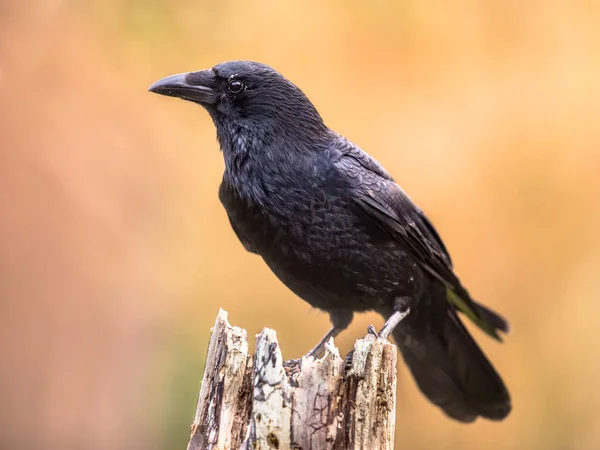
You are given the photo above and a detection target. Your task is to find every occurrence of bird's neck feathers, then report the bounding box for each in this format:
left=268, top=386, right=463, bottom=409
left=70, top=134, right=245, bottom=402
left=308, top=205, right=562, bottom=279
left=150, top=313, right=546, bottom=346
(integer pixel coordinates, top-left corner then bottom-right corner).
left=215, top=112, right=329, bottom=168
left=214, top=116, right=331, bottom=208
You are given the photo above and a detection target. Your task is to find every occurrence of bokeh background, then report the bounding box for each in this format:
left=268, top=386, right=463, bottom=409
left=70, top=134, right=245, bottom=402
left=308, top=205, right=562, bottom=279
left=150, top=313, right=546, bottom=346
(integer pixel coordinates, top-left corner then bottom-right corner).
left=2, top=1, right=599, bottom=449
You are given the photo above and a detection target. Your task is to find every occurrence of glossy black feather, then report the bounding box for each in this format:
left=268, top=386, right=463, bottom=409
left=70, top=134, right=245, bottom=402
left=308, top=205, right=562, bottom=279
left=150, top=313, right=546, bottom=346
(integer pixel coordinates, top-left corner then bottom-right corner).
left=151, top=60, right=511, bottom=422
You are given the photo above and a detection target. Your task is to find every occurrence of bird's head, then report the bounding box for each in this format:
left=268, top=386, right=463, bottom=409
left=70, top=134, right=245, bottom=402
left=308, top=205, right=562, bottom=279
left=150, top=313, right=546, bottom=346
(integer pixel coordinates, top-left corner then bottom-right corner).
left=149, top=61, right=328, bottom=145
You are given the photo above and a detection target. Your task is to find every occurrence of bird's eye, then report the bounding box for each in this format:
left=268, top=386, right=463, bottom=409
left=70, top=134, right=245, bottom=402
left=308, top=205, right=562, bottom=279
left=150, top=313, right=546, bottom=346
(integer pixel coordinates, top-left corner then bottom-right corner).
left=228, top=80, right=244, bottom=93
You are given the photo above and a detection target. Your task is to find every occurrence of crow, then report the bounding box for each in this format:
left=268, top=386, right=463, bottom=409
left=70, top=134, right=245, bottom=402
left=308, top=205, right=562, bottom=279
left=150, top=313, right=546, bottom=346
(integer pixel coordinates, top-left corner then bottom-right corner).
left=149, top=61, right=511, bottom=422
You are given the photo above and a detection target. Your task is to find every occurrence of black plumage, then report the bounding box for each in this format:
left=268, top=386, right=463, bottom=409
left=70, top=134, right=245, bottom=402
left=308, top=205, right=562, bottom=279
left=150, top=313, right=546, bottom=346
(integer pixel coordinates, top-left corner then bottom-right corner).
left=149, top=61, right=511, bottom=422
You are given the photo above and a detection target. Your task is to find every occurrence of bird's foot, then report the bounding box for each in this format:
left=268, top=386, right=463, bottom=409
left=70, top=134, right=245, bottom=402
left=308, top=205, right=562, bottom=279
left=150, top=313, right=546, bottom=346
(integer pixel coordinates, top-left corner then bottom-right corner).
left=283, top=347, right=321, bottom=375
left=344, top=349, right=355, bottom=372
left=369, top=306, right=411, bottom=341
left=283, top=358, right=303, bottom=375
left=366, top=323, right=392, bottom=341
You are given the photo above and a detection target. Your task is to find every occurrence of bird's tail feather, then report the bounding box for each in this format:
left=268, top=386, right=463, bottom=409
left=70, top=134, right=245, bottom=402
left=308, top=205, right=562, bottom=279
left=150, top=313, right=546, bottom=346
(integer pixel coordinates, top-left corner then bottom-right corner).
left=474, top=301, right=510, bottom=334
left=388, top=306, right=511, bottom=422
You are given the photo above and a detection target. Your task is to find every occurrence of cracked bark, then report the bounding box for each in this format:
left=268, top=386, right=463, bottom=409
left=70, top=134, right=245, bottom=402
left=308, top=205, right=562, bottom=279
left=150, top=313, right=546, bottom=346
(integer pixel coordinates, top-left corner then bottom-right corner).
left=186, top=309, right=397, bottom=450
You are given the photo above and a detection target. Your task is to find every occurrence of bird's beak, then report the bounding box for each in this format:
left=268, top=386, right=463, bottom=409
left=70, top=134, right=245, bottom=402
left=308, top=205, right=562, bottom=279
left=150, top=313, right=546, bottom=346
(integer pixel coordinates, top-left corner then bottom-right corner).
left=148, top=70, right=217, bottom=105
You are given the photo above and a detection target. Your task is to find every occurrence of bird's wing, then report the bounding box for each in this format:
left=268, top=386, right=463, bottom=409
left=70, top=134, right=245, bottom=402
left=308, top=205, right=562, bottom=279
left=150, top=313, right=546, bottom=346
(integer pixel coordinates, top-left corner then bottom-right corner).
left=334, top=144, right=502, bottom=340
left=333, top=138, right=453, bottom=266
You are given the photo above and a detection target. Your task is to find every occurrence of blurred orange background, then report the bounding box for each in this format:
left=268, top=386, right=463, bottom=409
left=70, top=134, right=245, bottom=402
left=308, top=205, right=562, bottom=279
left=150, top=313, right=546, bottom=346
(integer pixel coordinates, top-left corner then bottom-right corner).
left=1, top=1, right=599, bottom=449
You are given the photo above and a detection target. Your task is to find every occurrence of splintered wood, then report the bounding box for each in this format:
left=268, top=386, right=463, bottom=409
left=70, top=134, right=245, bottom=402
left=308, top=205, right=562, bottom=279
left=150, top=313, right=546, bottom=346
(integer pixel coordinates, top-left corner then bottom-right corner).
left=187, top=309, right=397, bottom=450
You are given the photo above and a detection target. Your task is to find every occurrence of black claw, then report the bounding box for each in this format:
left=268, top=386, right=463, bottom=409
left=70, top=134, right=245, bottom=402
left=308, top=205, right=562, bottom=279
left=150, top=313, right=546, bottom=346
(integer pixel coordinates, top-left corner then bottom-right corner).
left=367, top=325, right=378, bottom=337
left=283, top=358, right=302, bottom=376
left=344, top=349, right=355, bottom=371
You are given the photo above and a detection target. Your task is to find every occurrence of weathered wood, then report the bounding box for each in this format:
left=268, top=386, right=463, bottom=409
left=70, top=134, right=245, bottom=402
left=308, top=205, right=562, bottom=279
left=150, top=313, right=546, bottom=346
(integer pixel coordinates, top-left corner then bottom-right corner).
left=243, top=328, right=292, bottom=450
left=187, top=310, right=397, bottom=450
left=290, top=340, right=344, bottom=448
left=187, top=309, right=252, bottom=450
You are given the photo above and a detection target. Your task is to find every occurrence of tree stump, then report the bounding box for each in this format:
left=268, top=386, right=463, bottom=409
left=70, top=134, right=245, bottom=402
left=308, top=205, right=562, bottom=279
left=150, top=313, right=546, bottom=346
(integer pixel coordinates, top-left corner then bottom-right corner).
left=186, top=309, right=397, bottom=450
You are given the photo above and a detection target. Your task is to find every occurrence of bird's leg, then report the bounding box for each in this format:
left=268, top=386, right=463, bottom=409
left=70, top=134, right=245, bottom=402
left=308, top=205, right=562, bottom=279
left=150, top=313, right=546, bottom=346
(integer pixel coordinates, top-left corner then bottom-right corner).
left=373, top=296, right=411, bottom=340
left=306, top=310, right=354, bottom=359
left=378, top=307, right=411, bottom=339
left=306, top=326, right=342, bottom=359
left=284, top=310, right=353, bottom=373
left=349, top=304, right=409, bottom=368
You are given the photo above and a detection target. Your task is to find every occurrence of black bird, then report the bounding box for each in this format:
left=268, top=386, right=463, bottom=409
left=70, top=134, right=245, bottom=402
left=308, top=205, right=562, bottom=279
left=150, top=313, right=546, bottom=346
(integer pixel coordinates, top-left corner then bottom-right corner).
left=149, top=61, right=511, bottom=422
